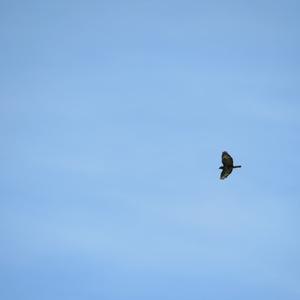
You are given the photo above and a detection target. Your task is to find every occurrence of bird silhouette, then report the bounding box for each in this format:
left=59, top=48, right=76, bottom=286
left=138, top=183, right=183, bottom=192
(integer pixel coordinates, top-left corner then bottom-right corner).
left=219, top=151, right=241, bottom=180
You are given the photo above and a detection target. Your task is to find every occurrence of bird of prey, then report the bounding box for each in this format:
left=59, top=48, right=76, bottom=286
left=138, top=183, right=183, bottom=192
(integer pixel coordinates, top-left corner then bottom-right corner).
left=219, top=151, right=241, bottom=180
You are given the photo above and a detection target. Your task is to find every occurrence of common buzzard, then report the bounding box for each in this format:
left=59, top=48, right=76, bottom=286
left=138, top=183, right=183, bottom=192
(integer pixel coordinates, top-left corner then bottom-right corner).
left=219, top=151, right=241, bottom=180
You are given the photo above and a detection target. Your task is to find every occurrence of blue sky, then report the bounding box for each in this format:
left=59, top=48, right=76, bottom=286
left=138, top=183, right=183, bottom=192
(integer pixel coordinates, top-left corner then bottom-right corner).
left=1, top=0, right=300, bottom=299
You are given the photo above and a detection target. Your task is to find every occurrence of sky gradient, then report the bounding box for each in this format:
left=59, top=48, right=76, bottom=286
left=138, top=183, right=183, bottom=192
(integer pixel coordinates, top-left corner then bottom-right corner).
left=1, top=1, right=300, bottom=299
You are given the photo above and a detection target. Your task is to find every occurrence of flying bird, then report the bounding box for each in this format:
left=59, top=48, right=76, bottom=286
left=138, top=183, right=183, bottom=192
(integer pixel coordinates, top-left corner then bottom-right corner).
left=219, top=151, right=241, bottom=180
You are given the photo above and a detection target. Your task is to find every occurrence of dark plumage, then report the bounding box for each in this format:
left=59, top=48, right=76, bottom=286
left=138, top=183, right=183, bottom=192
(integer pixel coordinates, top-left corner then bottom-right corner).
left=219, top=151, right=241, bottom=180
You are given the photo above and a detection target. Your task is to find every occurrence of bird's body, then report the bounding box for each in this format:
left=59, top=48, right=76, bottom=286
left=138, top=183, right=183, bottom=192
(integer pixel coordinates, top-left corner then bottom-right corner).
left=219, top=151, right=241, bottom=179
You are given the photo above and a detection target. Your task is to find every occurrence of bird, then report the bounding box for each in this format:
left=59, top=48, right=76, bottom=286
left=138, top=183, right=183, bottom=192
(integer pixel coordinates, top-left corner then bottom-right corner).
left=219, top=151, right=241, bottom=180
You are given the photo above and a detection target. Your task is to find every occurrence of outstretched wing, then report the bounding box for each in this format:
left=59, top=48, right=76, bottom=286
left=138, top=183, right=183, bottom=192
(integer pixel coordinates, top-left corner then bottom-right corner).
left=222, top=151, right=233, bottom=167
left=220, top=167, right=233, bottom=179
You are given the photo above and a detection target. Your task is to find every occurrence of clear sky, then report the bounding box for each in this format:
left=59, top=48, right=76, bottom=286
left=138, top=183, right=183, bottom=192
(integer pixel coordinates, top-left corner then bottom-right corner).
left=1, top=1, right=300, bottom=299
